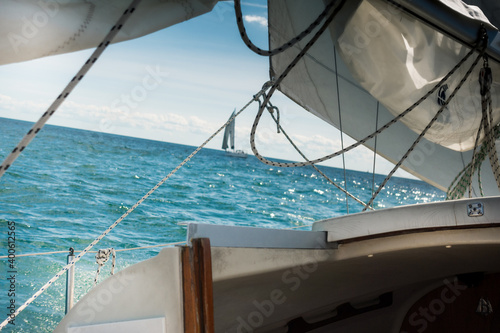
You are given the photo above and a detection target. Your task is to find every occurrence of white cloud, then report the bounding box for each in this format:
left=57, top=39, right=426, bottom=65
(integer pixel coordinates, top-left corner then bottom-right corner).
left=0, top=94, right=219, bottom=140
left=241, top=2, right=267, bottom=9
left=244, top=15, right=268, bottom=27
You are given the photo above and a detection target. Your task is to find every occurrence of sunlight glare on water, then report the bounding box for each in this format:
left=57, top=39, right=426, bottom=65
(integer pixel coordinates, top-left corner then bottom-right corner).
left=0, top=118, right=445, bottom=332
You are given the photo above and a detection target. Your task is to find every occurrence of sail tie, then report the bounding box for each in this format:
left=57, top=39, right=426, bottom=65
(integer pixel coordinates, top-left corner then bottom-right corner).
left=265, top=101, right=280, bottom=134
left=93, top=248, right=116, bottom=287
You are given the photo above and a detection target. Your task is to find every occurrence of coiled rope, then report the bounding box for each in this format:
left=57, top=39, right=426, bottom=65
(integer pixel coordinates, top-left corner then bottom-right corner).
left=0, top=75, right=270, bottom=332
left=93, top=248, right=116, bottom=287
left=0, top=0, right=143, bottom=182
left=447, top=54, right=500, bottom=199
left=446, top=125, right=500, bottom=199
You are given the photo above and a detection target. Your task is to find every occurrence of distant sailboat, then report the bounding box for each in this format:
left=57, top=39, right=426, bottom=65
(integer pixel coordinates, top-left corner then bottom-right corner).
left=222, top=110, right=247, bottom=158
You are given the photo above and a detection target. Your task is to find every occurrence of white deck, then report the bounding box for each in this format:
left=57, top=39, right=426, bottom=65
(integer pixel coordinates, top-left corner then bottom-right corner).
left=313, top=196, right=500, bottom=242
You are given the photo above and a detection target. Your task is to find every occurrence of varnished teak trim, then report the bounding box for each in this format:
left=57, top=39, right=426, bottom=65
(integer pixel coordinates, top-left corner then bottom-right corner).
left=182, top=238, right=215, bottom=332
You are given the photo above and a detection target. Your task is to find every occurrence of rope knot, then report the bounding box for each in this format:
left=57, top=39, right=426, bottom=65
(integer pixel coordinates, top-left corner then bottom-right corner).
left=93, top=248, right=116, bottom=287
left=95, top=248, right=114, bottom=266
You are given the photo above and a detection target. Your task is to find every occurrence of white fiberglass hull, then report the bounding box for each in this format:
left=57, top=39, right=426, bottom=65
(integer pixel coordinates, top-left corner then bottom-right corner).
left=226, top=150, right=248, bottom=158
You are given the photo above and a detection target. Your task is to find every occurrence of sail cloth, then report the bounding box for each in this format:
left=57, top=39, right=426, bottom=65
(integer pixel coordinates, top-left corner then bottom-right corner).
left=268, top=0, right=500, bottom=194
left=338, top=0, right=500, bottom=152
left=0, top=0, right=217, bottom=66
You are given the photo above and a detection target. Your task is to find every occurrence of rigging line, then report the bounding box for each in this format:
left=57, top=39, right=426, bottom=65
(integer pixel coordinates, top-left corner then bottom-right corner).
left=480, top=55, right=500, bottom=190
left=234, top=0, right=337, bottom=57
left=446, top=125, right=500, bottom=199
left=446, top=136, right=489, bottom=199
left=477, top=155, right=485, bottom=196
left=450, top=53, right=500, bottom=199
left=0, top=0, right=142, bottom=182
left=0, top=241, right=187, bottom=259
left=363, top=45, right=487, bottom=211
left=0, top=86, right=267, bottom=330
left=263, top=99, right=372, bottom=210
left=372, top=102, right=380, bottom=205
left=333, top=44, right=349, bottom=214
left=468, top=113, right=485, bottom=197
left=250, top=41, right=480, bottom=168
left=446, top=147, right=483, bottom=199
left=250, top=0, right=346, bottom=165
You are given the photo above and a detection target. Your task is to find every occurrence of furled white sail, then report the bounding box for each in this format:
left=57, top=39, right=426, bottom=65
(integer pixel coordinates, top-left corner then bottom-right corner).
left=268, top=0, right=500, bottom=195
left=337, top=0, right=499, bottom=152
left=0, top=0, right=217, bottom=65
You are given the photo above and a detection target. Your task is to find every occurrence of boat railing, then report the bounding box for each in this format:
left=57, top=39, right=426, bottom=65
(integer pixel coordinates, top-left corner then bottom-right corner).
left=0, top=240, right=187, bottom=314
left=0, top=224, right=312, bottom=315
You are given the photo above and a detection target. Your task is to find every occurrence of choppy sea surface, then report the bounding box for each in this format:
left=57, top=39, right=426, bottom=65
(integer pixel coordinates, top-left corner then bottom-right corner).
left=0, top=117, right=445, bottom=332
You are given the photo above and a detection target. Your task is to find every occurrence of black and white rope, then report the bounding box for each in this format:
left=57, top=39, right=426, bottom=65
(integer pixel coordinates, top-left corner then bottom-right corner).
left=262, top=97, right=372, bottom=210
left=249, top=0, right=347, bottom=166
left=251, top=42, right=482, bottom=169
left=93, top=248, right=116, bottom=287
left=245, top=9, right=487, bottom=208
left=364, top=42, right=487, bottom=210
left=446, top=41, right=500, bottom=199
left=467, top=114, right=485, bottom=198
left=0, top=1, right=142, bottom=328
left=446, top=132, right=495, bottom=200
left=0, top=0, right=142, bottom=181
left=234, top=0, right=338, bottom=57
left=246, top=0, right=483, bottom=209
left=480, top=57, right=500, bottom=190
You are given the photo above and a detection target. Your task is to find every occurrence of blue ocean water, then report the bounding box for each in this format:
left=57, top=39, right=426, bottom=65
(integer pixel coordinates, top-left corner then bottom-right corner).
left=0, top=117, right=445, bottom=332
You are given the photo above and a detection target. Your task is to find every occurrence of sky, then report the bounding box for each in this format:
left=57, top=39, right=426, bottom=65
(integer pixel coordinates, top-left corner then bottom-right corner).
left=0, top=0, right=413, bottom=178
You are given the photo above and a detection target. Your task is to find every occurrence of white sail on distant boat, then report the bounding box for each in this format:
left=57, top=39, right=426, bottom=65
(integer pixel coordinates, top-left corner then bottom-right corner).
left=222, top=110, right=247, bottom=158
left=1, top=0, right=500, bottom=332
